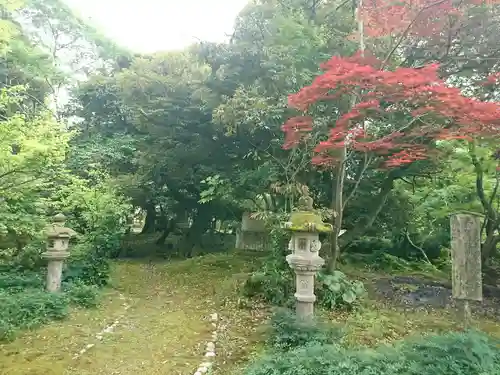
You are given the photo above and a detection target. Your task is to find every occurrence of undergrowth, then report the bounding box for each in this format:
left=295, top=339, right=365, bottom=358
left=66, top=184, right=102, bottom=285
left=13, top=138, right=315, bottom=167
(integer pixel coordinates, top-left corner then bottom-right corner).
left=0, top=271, right=100, bottom=342
left=245, top=326, right=500, bottom=375
left=266, top=309, right=343, bottom=351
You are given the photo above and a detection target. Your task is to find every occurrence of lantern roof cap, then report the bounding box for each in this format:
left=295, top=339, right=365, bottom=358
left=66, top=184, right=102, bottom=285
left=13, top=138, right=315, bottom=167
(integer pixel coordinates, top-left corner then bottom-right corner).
left=46, top=213, right=77, bottom=238
left=284, top=211, right=333, bottom=233
left=282, top=193, right=332, bottom=233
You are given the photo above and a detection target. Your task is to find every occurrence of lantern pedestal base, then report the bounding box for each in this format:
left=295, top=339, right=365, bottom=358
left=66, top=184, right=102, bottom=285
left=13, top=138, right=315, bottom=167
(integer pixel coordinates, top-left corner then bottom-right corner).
left=287, top=254, right=324, bottom=319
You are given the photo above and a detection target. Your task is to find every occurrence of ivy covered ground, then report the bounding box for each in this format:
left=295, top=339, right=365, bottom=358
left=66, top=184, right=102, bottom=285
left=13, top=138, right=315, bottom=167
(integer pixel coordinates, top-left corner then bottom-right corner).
left=2, top=250, right=500, bottom=375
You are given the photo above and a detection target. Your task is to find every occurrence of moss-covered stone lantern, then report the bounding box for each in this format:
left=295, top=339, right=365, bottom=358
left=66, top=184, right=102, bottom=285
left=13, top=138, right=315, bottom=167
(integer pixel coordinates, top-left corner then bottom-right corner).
left=283, top=194, right=333, bottom=319
left=42, top=213, right=77, bottom=292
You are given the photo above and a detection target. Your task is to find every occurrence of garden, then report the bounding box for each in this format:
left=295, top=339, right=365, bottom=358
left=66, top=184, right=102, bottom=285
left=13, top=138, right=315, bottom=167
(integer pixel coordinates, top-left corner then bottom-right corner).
left=0, top=0, right=499, bottom=374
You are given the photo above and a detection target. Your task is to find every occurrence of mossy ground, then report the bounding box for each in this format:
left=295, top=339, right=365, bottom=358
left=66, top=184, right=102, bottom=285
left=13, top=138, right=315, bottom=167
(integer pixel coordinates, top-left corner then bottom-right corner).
left=0, top=251, right=259, bottom=375
left=0, top=248, right=499, bottom=375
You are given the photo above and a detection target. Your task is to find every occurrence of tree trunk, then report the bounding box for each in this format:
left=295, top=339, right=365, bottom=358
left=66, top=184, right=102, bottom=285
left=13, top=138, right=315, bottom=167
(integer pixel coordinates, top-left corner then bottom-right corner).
left=183, top=208, right=213, bottom=258
left=481, top=234, right=500, bottom=265
left=362, top=175, right=395, bottom=230
left=141, top=203, right=156, bottom=234
left=156, top=219, right=176, bottom=245
left=326, top=0, right=366, bottom=274
left=327, top=151, right=346, bottom=273
left=341, top=174, right=396, bottom=246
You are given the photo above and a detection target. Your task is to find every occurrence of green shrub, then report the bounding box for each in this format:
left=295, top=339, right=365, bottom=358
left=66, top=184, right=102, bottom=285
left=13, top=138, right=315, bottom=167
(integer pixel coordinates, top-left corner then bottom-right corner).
left=0, top=289, right=68, bottom=341
left=6, top=237, right=47, bottom=270
left=0, top=271, right=44, bottom=292
left=0, top=273, right=100, bottom=342
left=243, top=267, right=294, bottom=306
left=266, top=309, right=343, bottom=352
left=433, top=247, right=451, bottom=271
left=56, top=176, right=131, bottom=286
left=368, top=252, right=414, bottom=272
left=0, top=319, right=17, bottom=342
left=242, top=227, right=294, bottom=306
left=64, top=242, right=111, bottom=287
left=64, top=281, right=100, bottom=308
left=316, top=271, right=365, bottom=310
left=243, top=331, right=500, bottom=375
left=348, top=236, right=394, bottom=254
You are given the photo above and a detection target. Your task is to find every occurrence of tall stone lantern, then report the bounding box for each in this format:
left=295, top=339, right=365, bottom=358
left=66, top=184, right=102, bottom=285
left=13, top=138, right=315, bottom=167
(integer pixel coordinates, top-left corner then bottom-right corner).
left=42, top=213, right=77, bottom=292
left=284, top=195, right=333, bottom=319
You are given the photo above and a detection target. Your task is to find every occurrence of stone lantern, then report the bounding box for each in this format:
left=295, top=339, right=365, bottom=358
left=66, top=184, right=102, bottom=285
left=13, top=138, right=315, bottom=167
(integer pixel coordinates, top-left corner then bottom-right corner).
left=42, top=213, right=77, bottom=292
left=284, top=194, right=333, bottom=319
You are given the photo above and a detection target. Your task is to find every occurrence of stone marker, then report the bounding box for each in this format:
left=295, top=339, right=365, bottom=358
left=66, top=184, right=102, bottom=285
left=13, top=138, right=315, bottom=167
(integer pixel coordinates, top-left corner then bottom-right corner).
left=450, top=212, right=483, bottom=327
left=235, top=212, right=269, bottom=251
left=283, top=194, right=333, bottom=319
left=42, top=213, right=77, bottom=292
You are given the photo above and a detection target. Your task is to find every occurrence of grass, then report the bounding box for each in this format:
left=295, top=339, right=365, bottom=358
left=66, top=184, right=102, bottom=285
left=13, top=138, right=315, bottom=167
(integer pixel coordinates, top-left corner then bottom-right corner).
left=1, top=248, right=500, bottom=375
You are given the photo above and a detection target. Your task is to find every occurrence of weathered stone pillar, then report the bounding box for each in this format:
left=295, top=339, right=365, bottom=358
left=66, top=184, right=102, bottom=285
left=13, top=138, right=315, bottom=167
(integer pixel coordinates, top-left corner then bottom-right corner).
left=284, top=195, right=332, bottom=319
left=42, top=213, right=77, bottom=293
left=450, top=212, right=483, bottom=327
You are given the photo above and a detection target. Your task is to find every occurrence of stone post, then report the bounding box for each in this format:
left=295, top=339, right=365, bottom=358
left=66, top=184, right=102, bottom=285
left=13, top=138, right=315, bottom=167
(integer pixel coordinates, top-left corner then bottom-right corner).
left=450, top=212, right=483, bottom=327
left=284, top=195, right=333, bottom=319
left=42, top=213, right=77, bottom=293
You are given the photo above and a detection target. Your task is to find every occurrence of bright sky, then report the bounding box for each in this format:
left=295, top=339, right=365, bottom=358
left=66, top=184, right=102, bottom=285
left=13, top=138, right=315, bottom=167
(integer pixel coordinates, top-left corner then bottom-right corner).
left=62, top=0, right=249, bottom=53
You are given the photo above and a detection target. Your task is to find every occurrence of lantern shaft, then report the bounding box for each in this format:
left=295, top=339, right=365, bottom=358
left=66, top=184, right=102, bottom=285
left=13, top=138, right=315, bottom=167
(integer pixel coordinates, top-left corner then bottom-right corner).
left=47, top=260, right=64, bottom=292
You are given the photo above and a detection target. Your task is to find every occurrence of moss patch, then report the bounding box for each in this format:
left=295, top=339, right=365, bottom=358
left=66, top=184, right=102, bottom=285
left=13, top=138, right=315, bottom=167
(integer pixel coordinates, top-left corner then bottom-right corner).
left=287, top=211, right=332, bottom=233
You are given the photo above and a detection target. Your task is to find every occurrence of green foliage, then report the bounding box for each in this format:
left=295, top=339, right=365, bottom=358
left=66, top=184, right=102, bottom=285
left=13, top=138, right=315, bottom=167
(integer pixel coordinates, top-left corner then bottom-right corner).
left=316, top=271, right=365, bottom=310
left=63, top=281, right=100, bottom=308
left=242, top=226, right=294, bottom=306
left=0, top=289, right=68, bottom=341
left=367, top=252, right=418, bottom=272
left=243, top=331, right=500, bottom=375
left=266, top=309, right=343, bottom=352
left=348, top=236, right=394, bottom=254
left=0, top=270, right=101, bottom=342
left=64, top=247, right=111, bottom=287
left=54, top=176, right=131, bottom=285
left=433, top=247, right=452, bottom=271
left=243, top=267, right=294, bottom=306
left=0, top=270, right=44, bottom=292
left=0, top=0, right=131, bottom=342
left=0, top=86, right=70, bottom=255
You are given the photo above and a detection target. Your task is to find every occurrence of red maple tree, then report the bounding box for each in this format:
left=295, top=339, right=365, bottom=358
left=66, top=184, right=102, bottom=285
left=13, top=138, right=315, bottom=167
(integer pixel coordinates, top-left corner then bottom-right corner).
left=282, top=0, right=500, bottom=169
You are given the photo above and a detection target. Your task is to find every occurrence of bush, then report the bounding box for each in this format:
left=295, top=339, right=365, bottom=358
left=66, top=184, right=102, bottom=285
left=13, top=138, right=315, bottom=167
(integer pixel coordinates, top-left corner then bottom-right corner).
left=368, top=252, right=415, bottom=272
left=0, top=289, right=68, bottom=341
left=57, top=177, right=131, bottom=286
left=433, top=247, right=451, bottom=271
left=243, top=331, right=500, bottom=375
left=0, top=270, right=44, bottom=292
left=266, top=309, right=343, bottom=352
left=64, top=242, right=111, bottom=287
left=348, top=236, right=394, bottom=254
left=243, top=267, right=294, bottom=306
left=316, top=271, right=365, bottom=310
left=242, top=227, right=294, bottom=306
left=0, top=279, right=100, bottom=341
left=64, top=281, right=100, bottom=308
